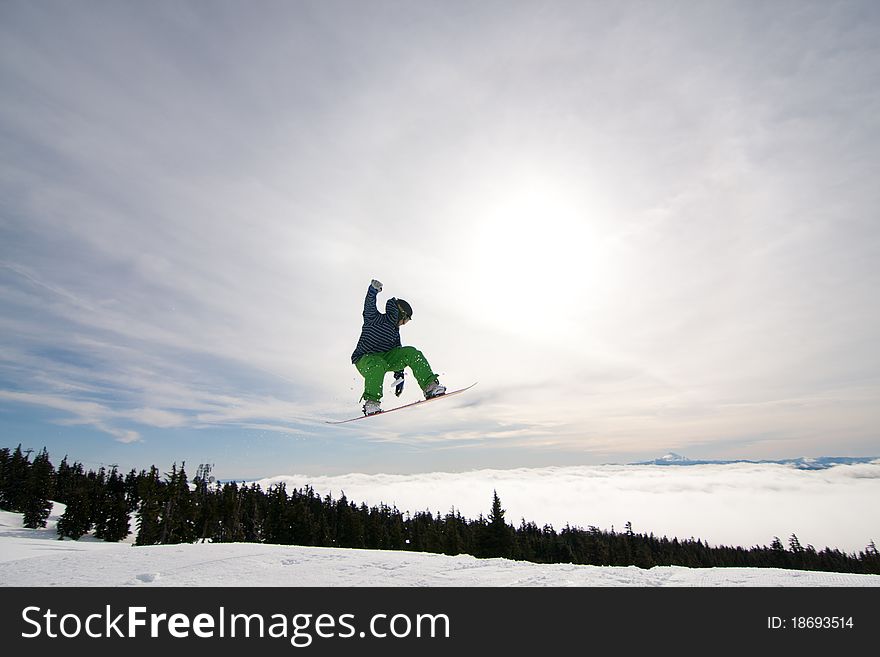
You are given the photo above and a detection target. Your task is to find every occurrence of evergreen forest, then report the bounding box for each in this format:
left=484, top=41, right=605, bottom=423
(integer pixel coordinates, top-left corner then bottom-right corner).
left=2, top=445, right=878, bottom=575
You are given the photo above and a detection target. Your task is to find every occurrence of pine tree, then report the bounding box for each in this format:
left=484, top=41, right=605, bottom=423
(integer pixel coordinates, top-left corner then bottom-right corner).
left=89, top=468, right=109, bottom=538
left=217, top=481, right=244, bottom=543
left=0, top=447, right=10, bottom=508
left=56, top=475, right=94, bottom=540
left=263, top=483, right=289, bottom=544
left=334, top=492, right=365, bottom=548
left=158, top=463, right=195, bottom=544
left=99, top=468, right=131, bottom=542
left=443, top=508, right=467, bottom=556
left=54, top=457, right=76, bottom=505
left=135, top=466, right=163, bottom=545
left=192, top=468, right=220, bottom=543
left=1, top=445, right=30, bottom=511
left=477, top=491, right=515, bottom=558
left=863, top=541, right=880, bottom=575
left=22, top=448, right=54, bottom=528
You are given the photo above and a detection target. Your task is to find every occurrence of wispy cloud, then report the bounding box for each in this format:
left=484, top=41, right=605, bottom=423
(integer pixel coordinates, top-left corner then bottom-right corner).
left=1, top=1, right=878, bottom=472
left=0, top=390, right=141, bottom=443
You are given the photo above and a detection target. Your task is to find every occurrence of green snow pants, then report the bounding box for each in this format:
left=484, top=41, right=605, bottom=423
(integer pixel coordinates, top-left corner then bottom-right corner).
left=355, top=346, right=439, bottom=402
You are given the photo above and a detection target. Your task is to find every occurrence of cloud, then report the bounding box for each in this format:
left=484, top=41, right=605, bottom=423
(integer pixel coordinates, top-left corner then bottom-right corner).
left=257, top=461, right=880, bottom=553
left=0, top=389, right=142, bottom=443
left=1, top=2, right=878, bottom=472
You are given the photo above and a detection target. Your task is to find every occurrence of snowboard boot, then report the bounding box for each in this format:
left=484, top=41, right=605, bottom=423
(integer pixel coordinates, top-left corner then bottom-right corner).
left=424, top=381, right=446, bottom=399
left=362, top=400, right=382, bottom=416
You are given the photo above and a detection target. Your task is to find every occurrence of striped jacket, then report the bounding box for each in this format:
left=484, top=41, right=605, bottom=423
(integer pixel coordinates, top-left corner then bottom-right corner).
left=351, top=285, right=402, bottom=364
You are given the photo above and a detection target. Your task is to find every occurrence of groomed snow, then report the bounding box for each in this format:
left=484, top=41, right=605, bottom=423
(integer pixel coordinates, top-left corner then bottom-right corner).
left=1, top=504, right=877, bottom=587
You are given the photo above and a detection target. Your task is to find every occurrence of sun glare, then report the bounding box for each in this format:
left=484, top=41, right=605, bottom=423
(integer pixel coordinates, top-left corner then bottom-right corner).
left=466, top=174, right=602, bottom=336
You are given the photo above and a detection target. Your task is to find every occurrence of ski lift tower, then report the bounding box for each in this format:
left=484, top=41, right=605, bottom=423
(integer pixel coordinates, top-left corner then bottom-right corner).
left=195, top=463, right=216, bottom=486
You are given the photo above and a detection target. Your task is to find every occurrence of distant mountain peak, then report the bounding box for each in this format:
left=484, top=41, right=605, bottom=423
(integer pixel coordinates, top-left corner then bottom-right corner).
left=630, top=454, right=879, bottom=469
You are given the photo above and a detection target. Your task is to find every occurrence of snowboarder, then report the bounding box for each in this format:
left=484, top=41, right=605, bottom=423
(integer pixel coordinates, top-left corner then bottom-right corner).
left=351, top=279, right=445, bottom=415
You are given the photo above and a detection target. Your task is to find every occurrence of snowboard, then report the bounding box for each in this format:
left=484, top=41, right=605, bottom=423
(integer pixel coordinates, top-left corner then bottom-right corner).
left=326, top=382, right=477, bottom=424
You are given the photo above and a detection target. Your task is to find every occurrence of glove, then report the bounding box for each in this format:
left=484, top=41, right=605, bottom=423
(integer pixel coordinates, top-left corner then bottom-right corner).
left=370, top=279, right=383, bottom=292
left=394, top=371, right=405, bottom=396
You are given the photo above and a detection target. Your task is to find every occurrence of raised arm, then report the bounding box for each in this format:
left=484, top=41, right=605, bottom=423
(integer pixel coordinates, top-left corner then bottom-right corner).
left=363, top=279, right=383, bottom=320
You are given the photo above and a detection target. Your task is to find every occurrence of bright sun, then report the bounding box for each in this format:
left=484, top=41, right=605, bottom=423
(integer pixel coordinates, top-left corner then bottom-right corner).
left=465, top=173, right=604, bottom=336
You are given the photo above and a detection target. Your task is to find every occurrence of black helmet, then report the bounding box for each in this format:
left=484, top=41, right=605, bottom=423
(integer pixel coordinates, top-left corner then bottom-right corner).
left=396, top=299, right=413, bottom=320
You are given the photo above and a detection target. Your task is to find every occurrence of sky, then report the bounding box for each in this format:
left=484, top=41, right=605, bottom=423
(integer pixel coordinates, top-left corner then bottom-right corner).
left=1, top=0, right=879, bottom=478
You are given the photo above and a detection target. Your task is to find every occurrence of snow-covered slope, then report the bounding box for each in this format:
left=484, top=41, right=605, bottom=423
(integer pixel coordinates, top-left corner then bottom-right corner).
left=1, top=504, right=877, bottom=587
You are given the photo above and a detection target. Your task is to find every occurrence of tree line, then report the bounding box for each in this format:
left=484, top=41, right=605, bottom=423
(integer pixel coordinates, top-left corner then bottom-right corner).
left=1, top=445, right=878, bottom=575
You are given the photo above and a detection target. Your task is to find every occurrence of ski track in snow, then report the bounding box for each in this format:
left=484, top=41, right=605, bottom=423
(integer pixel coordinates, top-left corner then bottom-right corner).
left=1, top=505, right=879, bottom=587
